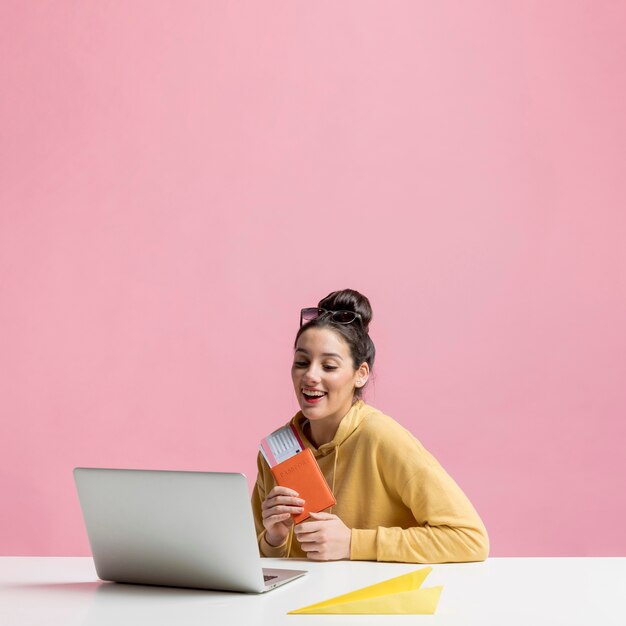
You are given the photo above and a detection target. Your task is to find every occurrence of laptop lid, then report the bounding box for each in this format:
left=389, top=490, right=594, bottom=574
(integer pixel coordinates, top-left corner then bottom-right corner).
left=73, top=467, right=305, bottom=593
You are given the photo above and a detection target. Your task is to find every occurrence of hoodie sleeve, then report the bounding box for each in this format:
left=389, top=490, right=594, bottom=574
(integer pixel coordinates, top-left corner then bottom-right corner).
left=350, top=461, right=490, bottom=564
left=250, top=451, right=292, bottom=558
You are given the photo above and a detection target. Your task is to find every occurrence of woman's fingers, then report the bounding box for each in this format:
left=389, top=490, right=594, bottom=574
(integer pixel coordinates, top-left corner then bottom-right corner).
left=293, top=513, right=351, bottom=561
left=261, top=504, right=304, bottom=520
left=264, top=512, right=293, bottom=525
left=261, top=496, right=305, bottom=511
left=261, top=486, right=306, bottom=535
left=261, top=491, right=305, bottom=511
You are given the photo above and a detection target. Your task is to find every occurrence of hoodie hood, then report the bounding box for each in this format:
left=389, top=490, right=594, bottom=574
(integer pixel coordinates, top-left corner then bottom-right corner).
left=290, top=399, right=367, bottom=458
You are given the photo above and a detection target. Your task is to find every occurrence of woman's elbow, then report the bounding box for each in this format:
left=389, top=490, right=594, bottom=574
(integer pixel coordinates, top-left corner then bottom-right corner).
left=466, top=526, right=490, bottom=562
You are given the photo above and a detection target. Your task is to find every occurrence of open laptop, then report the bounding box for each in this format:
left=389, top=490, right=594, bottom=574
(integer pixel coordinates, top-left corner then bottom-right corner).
left=73, top=467, right=307, bottom=593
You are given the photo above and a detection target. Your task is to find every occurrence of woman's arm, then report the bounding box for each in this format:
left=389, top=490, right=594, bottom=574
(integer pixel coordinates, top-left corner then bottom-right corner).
left=351, top=463, right=490, bottom=563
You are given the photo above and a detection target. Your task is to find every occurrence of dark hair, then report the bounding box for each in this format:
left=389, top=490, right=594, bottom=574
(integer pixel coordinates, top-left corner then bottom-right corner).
left=294, top=289, right=376, bottom=402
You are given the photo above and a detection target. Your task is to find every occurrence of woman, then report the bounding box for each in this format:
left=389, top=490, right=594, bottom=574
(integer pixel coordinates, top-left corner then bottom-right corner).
left=251, top=289, right=489, bottom=563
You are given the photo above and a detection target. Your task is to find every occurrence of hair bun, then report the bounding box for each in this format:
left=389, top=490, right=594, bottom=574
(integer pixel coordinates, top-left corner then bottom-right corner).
left=318, top=288, right=372, bottom=332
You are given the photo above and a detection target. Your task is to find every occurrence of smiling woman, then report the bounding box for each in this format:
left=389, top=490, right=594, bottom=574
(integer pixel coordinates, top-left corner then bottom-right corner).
left=251, top=289, right=489, bottom=563
left=291, top=329, right=368, bottom=447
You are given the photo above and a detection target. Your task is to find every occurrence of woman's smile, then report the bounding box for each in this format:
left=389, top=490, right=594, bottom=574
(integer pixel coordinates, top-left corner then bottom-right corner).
left=302, top=385, right=327, bottom=403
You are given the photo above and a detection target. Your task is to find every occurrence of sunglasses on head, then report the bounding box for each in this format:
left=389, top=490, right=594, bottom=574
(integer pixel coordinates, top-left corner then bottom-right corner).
left=300, top=307, right=363, bottom=327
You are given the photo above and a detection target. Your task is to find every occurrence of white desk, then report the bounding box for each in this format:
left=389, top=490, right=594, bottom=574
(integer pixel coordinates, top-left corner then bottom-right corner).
left=1, top=557, right=625, bottom=625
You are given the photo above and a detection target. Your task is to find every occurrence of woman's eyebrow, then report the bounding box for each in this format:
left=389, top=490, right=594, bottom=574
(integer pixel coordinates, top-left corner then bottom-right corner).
left=295, top=348, right=343, bottom=360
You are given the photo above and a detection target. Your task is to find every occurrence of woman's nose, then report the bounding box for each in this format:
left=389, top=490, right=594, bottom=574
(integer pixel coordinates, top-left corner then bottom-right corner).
left=303, top=364, right=321, bottom=382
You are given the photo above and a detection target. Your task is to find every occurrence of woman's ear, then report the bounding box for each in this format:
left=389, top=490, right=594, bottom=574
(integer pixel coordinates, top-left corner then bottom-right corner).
left=355, top=363, right=369, bottom=387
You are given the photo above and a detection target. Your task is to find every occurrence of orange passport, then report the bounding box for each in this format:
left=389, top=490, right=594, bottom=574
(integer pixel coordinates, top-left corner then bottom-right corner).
left=271, top=448, right=336, bottom=524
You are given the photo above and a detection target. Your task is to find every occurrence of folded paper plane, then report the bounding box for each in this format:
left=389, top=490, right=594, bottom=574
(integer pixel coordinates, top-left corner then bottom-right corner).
left=288, top=566, right=442, bottom=615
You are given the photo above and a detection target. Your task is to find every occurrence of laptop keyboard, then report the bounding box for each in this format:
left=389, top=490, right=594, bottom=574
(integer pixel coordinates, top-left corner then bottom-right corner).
left=264, top=574, right=279, bottom=582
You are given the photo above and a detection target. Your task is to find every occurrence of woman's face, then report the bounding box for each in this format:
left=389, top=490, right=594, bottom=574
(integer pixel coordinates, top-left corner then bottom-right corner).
left=291, top=327, right=366, bottom=426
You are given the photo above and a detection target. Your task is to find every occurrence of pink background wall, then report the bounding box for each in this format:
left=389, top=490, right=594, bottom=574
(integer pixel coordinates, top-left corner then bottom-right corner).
left=1, top=2, right=625, bottom=556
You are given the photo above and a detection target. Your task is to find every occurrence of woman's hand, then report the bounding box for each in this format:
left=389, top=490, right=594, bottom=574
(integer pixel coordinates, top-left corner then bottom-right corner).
left=261, top=486, right=305, bottom=547
left=294, top=512, right=352, bottom=560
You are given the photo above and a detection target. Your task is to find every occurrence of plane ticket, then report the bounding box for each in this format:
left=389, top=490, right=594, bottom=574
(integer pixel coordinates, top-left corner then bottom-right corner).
left=259, top=424, right=305, bottom=467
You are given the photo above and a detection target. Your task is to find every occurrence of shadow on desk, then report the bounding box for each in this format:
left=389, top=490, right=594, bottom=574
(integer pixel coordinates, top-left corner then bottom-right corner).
left=9, top=580, right=224, bottom=597
left=10, top=580, right=280, bottom=626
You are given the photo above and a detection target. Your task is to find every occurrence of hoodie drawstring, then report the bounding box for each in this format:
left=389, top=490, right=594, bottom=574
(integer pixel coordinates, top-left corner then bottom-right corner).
left=286, top=521, right=294, bottom=558
left=329, top=445, right=339, bottom=515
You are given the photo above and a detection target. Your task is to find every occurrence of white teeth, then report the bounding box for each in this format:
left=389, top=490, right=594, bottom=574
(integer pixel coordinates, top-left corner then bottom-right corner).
left=303, top=390, right=326, bottom=397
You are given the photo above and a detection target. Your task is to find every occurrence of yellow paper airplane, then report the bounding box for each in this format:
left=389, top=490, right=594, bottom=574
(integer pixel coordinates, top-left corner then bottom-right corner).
left=288, top=566, right=443, bottom=615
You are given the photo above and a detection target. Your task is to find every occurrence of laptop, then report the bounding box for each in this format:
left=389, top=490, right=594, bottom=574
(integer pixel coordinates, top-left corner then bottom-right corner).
left=73, top=467, right=307, bottom=593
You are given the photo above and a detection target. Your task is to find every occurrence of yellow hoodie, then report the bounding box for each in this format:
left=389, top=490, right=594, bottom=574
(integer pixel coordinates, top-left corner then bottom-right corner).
left=251, top=400, right=489, bottom=563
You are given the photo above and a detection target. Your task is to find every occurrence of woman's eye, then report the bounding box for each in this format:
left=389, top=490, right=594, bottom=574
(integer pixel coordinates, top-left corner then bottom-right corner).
left=294, top=361, right=308, bottom=367
left=324, top=366, right=338, bottom=370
